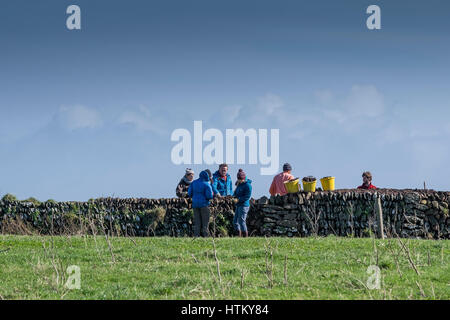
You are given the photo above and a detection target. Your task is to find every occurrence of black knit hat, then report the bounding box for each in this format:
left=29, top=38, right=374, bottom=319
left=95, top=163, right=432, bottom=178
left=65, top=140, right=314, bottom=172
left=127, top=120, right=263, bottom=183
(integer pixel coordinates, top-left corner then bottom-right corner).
left=237, top=169, right=246, bottom=180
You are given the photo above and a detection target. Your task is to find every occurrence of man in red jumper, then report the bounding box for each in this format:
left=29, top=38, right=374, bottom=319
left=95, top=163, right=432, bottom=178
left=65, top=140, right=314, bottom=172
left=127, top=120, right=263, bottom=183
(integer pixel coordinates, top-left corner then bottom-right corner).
left=358, top=171, right=377, bottom=189
left=269, top=163, right=295, bottom=196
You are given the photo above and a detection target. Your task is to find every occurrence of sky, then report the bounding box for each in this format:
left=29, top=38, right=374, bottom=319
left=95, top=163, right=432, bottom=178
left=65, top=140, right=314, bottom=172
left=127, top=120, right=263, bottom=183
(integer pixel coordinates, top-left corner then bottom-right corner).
left=1, top=0, right=449, bottom=201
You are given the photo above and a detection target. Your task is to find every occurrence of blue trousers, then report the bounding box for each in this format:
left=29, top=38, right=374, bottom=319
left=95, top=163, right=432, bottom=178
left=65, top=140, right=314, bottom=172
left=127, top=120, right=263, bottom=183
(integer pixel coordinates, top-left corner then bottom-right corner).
left=233, top=206, right=249, bottom=232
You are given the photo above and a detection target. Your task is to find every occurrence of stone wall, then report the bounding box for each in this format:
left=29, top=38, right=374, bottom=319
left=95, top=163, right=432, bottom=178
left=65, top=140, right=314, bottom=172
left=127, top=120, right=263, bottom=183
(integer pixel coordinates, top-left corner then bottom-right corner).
left=247, top=189, right=449, bottom=239
left=1, top=189, right=448, bottom=239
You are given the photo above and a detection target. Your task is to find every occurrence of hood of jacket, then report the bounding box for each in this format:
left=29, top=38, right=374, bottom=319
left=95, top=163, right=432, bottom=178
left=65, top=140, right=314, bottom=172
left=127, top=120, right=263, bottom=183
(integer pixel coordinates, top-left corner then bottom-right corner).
left=199, top=170, right=210, bottom=182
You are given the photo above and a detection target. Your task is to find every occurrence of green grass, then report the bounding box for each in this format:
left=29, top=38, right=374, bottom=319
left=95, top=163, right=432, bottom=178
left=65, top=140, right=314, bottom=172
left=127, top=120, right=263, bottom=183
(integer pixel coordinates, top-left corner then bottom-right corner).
left=0, top=234, right=448, bottom=299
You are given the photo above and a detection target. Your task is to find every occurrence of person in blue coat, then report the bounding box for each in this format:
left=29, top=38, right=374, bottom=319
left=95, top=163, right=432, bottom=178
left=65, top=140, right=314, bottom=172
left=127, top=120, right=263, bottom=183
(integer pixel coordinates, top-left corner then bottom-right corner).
left=212, top=163, right=233, bottom=196
left=188, top=170, right=213, bottom=237
left=233, top=169, right=252, bottom=237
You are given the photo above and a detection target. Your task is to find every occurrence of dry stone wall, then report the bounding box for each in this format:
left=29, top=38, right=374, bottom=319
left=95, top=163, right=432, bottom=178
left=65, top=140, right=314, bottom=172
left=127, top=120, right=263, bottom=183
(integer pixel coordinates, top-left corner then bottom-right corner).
left=1, top=189, right=448, bottom=239
left=248, top=189, right=449, bottom=239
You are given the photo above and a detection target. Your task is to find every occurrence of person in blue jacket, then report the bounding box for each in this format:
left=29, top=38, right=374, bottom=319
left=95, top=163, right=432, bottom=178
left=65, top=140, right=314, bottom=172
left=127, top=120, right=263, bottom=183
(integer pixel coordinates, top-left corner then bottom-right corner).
left=233, top=169, right=252, bottom=237
left=188, top=170, right=213, bottom=237
left=212, top=163, right=233, bottom=196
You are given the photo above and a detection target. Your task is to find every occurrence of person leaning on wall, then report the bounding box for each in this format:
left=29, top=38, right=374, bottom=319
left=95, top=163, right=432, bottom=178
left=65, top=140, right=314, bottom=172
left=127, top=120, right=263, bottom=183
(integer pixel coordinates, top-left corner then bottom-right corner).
left=176, top=168, right=195, bottom=198
left=269, top=163, right=295, bottom=196
left=357, top=171, right=377, bottom=189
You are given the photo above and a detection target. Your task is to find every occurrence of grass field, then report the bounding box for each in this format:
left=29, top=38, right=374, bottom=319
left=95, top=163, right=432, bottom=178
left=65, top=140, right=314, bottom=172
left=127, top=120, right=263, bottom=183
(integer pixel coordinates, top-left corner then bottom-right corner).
left=0, top=234, right=448, bottom=300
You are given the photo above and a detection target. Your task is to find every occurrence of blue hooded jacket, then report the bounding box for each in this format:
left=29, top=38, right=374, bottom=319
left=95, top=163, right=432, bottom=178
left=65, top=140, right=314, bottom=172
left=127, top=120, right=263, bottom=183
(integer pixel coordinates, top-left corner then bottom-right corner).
left=233, top=179, right=252, bottom=207
left=188, top=170, right=213, bottom=208
left=212, top=170, right=233, bottom=196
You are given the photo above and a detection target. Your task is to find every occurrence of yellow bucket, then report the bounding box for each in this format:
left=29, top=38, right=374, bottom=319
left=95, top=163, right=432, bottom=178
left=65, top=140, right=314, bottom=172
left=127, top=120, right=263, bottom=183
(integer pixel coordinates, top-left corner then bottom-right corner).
left=320, top=176, right=335, bottom=191
left=284, top=178, right=300, bottom=193
left=302, top=179, right=316, bottom=192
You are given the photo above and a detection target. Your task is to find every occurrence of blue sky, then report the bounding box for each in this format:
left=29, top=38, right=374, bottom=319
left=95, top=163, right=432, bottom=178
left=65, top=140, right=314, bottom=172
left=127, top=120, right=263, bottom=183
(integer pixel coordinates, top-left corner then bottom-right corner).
left=1, top=0, right=449, bottom=201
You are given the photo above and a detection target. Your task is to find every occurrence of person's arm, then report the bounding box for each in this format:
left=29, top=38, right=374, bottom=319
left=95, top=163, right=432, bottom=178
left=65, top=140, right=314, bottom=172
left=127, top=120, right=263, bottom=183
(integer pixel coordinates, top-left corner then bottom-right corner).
left=234, top=184, right=241, bottom=198
left=212, top=178, right=221, bottom=197
left=188, top=183, right=193, bottom=198
left=176, top=183, right=182, bottom=197
left=212, top=177, right=218, bottom=193
left=228, top=178, right=233, bottom=195
left=176, top=181, right=186, bottom=198
left=269, top=178, right=275, bottom=196
left=242, top=184, right=252, bottom=203
left=205, top=184, right=213, bottom=200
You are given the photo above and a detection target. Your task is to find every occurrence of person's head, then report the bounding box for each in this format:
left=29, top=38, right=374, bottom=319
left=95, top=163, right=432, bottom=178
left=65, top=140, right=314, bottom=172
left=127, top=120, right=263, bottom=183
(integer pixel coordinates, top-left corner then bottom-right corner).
left=199, top=170, right=210, bottom=181
left=362, top=171, right=372, bottom=185
left=283, top=163, right=292, bottom=174
left=185, top=168, right=194, bottom=181
left=205, top=169, right=213, bottom=183
left=218, top=163, right=228, bottom=177
left=237, top=169, right=246, bottom=181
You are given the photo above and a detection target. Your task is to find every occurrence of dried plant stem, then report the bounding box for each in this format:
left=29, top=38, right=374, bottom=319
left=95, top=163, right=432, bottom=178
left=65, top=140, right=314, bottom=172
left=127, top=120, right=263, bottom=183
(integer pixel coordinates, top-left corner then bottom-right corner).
left=211, top=237, right=222, bottom=285
left=397, top=236, right=420, bottom=275
left=105, top=231, right=115, bottom=264
left=284, top=255, right=288, bottom=286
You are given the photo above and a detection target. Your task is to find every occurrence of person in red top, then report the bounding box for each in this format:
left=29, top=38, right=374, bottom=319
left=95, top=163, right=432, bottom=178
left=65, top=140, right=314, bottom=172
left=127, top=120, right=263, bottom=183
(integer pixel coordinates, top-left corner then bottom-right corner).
left=358, top=171, right=377, bottom=189
left=269, top=163, right=295, bottom=196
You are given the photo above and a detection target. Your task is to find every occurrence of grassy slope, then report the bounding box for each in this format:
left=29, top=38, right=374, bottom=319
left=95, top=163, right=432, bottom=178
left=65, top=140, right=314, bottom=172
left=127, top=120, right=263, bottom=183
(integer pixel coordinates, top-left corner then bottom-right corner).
left=0, top=235, right=448, bottom=300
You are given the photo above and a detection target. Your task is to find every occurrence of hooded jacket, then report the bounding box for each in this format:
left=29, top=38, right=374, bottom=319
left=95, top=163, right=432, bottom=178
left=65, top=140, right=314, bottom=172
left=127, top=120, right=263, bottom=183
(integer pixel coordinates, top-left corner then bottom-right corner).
left=212, top=171, right=233, bottom=196
left=188, top=170, right=213, bottom=208
left=233, top=179, right=252, bottom=207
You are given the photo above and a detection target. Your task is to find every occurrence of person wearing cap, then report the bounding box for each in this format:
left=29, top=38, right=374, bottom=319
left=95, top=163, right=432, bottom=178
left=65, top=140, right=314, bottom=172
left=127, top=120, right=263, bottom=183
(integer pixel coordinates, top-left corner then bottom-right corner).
left=176, top=168, right=195, bottom=198
left=269, top=163, right=295, bottom=196
left=233, top=169, right=252, bottom=237
left=205, top=169, right=220, bottom=197
left=188, top=170, right=214, bottom=237
left=358, top=171, right=377, bottom=190
left=212, top=163, right=233, bottom=196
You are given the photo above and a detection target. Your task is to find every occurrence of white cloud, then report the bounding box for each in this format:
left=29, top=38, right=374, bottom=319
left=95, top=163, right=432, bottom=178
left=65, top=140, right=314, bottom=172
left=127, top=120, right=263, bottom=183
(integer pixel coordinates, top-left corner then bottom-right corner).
left=118, top=105, right=166, bottom=134
left=223, top=93, right=285, bottom=127
left=257, top=93, right=284, bottom=115
left=206, top=86, right=386, bottom=141
left=58, top=105, right=102, bottom=130
left=218, top=104, right=243, bottom=125
left=317, top=85, right=385, bottom=133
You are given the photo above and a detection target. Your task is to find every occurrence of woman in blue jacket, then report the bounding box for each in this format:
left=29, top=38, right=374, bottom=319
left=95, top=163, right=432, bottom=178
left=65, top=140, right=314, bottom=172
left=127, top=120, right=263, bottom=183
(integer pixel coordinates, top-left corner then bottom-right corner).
left=233, top=169, right=252, bottom=237
left=188, top=170, right=213, bottom=237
